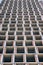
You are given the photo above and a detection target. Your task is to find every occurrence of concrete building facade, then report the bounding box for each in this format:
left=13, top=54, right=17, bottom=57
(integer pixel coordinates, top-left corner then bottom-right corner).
left=0, top=0, right=43, bottom=65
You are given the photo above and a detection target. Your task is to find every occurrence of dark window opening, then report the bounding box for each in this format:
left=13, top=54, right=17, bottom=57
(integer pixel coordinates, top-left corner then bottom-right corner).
left=26, top=55, right=35, bottom=62
left=3, top=55, right=11, bottom=62
left=15, top=55, right=23, bottom=62
left=17, top=48, right=24, bottom=53
left=28, top=47, right=35, bottom=53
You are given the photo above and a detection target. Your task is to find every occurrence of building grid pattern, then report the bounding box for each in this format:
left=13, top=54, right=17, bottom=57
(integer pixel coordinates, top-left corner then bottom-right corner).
left=0, top=0, right=43, bottom=65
